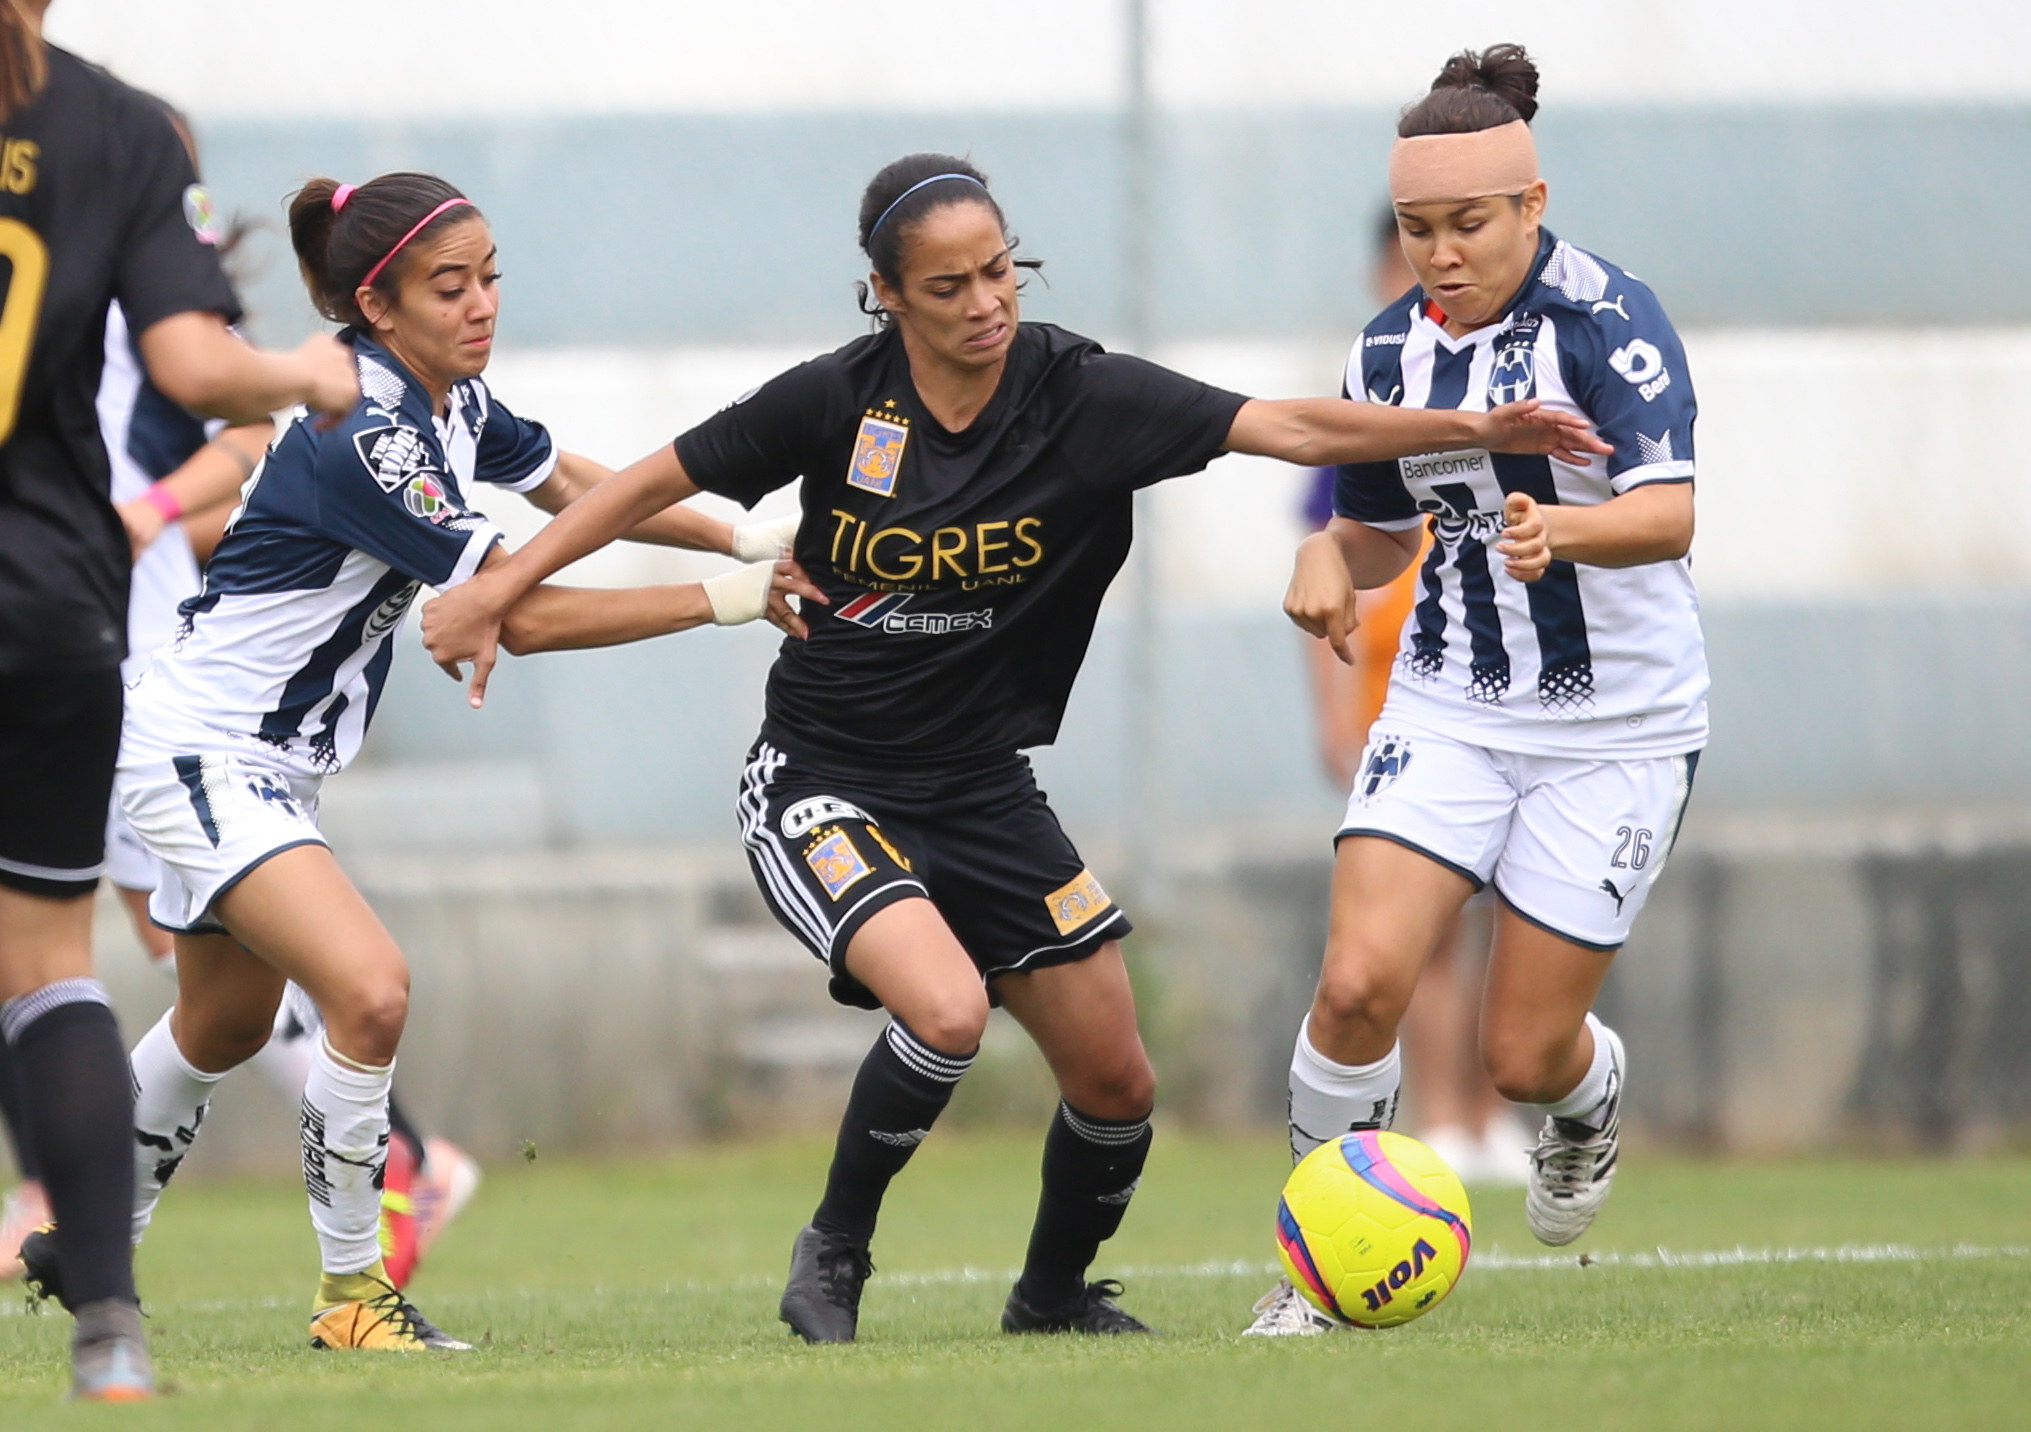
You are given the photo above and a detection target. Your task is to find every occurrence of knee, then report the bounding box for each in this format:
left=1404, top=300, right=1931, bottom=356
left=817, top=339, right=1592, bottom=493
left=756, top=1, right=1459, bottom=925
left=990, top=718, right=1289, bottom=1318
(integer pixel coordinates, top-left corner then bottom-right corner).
left=1310, top=951, right=1412, bottom=1040
left=905, top=987, right=988, bottom=1058
left=172, top=1003, right=272, bottom=1073
left=1480, top=1030, right=1566, bottom=1105
left=1067, top=1049, right=1156, bottom=1121
left=328, top=980, right=408, bottom=1063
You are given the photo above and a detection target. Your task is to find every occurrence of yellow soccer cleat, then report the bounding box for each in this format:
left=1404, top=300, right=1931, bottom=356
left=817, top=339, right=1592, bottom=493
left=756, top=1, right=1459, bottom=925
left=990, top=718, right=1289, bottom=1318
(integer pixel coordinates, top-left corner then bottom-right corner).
left=309, top=1269, right=471, bottom=1352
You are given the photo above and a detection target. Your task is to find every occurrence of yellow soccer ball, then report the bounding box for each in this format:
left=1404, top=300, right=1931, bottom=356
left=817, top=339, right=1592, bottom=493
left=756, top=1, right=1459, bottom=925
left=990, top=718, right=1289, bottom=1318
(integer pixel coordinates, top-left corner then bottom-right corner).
left=1275, top=1130, right=1474, bottom=1328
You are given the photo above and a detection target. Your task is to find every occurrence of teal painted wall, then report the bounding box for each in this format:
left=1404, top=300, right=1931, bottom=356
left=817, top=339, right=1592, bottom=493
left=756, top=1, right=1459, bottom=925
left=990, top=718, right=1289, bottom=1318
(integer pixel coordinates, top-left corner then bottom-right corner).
left=197, top=106, right=2031, bottom=346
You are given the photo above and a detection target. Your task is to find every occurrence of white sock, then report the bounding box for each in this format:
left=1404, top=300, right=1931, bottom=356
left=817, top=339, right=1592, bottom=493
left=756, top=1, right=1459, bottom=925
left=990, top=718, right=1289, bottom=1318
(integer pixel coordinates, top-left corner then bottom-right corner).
left=302, top=1035, right=393, bottom=1275
left=1537, top=1012, right=1618, bottom=1128
left=1287, top=1025, right=1400, bottom=1163
left=129, top=1012, right=228, bottom=1245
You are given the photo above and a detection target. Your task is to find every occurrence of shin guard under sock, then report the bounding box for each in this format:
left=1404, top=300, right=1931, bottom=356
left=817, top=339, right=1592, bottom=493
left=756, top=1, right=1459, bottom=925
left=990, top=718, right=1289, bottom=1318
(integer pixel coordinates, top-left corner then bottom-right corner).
left=301, top=1037, right=393, bottom=1276
left=811, top=1020, right=973, bottom=1244
left=1017, top=1101, right=1154, bottom=1310
left=1287, top=1025, right=1400, bottom=1163
left=129, top=1011, right=226, bottom=1245
left=1, top=980, right=136, bottom=1307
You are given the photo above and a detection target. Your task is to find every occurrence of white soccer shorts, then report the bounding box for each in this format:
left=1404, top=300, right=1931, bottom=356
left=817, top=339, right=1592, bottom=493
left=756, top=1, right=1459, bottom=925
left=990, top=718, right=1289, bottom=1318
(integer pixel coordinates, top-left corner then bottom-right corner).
left=102, top=797, right=163, bottom=893
left=116, top=752, right=327, bottom=935
left=1337, top=722, right=1698, bottom=950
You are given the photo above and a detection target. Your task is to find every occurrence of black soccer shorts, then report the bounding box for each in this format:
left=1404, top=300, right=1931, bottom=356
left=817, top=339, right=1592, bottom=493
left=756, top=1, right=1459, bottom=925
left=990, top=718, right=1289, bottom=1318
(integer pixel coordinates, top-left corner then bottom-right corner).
left=0, top=669, right=124, bottom=898
left=736, top=738, right=1132, bottom=1009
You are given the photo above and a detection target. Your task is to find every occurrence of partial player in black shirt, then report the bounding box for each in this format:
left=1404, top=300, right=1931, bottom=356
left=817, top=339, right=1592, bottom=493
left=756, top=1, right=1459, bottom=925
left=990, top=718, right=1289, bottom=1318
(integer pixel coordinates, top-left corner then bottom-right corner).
left=423, top=152, right=1604, bottom=1344
left=0, top=1, right=360, bottom=1403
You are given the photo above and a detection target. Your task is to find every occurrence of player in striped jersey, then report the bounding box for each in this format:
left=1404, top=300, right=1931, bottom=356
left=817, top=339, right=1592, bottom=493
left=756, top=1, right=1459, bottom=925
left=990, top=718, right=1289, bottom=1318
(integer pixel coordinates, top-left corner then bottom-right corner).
left=1248, top=46, right=1706, bottom=1335
left=21, top=170, right=815, bottom=1351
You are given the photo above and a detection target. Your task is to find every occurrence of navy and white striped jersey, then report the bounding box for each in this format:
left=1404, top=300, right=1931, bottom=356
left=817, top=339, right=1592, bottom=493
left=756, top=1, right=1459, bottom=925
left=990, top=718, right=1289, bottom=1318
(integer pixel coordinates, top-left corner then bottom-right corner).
left=1335, top=231, right=1708, bottom=757
left=97, top=302, right=212, bottom=683
left=122, top=334, right=555, bottom=775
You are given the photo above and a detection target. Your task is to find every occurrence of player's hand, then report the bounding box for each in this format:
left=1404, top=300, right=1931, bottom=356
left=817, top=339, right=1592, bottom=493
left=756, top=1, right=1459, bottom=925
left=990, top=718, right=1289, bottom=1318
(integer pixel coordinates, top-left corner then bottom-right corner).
left=115, top=496, right=170, bottom=560
left=422, top=575, right=508, bottom=708
left=765, top=559, right=828, bottom=640
left=1284, top=531, right=1360, bottom=663
left=296, top=334, right=361, bottom=430
left=1477, top=400, right=1612, bottom=466
left=1497, top=492, right=1552, bottom=582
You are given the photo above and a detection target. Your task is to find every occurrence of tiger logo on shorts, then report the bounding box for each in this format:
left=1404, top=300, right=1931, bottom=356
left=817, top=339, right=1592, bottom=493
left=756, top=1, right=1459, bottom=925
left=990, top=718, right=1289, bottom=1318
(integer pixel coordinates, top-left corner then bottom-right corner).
left=1357, top=736, right=1414, bottom=802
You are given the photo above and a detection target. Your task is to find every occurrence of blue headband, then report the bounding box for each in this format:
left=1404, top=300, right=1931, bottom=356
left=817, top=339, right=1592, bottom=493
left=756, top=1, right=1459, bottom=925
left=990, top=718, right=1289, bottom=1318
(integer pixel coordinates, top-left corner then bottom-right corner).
left=869, top=173, right=989, bottom=241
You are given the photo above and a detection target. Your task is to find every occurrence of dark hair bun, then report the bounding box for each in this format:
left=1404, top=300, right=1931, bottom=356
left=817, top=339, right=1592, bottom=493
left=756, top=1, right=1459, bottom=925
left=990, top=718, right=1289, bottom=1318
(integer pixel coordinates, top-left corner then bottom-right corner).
left=1398, top=43, right=1540, bottom=138
left=1431, top=43, right=1539, bottom=123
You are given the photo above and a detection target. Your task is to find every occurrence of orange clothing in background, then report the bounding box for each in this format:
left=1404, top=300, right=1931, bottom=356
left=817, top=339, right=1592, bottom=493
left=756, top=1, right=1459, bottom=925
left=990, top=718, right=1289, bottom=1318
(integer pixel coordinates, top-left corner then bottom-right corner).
left=1351, top=524, right=1432, bottom=740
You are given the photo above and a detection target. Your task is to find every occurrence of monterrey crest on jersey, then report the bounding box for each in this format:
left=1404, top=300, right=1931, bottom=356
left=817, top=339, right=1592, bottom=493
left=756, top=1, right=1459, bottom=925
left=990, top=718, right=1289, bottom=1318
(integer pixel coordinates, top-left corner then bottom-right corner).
left=675, top=322, right=1249, bottom=766
left=1332, top=231, right=1708, bottom=758
left=121, top=334, right=557, bottom=777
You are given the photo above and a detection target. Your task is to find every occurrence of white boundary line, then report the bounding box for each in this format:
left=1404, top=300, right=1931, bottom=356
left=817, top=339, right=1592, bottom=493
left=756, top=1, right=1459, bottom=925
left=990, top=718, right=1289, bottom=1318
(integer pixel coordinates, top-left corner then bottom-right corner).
left=8, top=1243, right=2022, bottom=1317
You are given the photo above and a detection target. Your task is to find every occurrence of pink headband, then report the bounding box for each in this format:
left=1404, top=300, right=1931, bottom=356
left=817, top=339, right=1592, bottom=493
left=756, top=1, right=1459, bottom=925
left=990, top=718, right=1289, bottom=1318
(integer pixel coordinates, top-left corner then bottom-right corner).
left=359, top=197, right=475, bottom=291
left=330, top=183, right=356, bottom=213
left=1388, top=119, right=1539, bottom=206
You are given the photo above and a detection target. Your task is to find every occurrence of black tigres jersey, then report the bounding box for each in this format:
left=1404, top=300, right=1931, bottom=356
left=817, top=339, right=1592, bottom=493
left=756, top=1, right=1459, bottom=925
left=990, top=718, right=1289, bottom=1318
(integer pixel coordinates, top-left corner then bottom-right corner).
left=0, top=47, right=240, bottom=672
left=678, top=323, right=1248, bottom=766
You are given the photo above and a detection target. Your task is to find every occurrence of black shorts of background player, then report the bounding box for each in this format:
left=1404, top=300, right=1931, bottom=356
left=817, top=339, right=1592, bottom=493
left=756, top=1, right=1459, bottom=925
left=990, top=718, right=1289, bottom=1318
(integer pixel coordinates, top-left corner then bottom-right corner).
left=0, top=2, right=360, bottom=1401
left=420, top=152, right=1605, bottom=1344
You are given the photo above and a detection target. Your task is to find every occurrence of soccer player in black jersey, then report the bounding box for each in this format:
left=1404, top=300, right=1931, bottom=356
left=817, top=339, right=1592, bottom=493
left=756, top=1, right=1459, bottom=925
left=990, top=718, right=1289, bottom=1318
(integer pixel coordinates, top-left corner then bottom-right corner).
left=423, top=152, right=1603, bottom=1343
left=0, top=1, right=359, bottom=1399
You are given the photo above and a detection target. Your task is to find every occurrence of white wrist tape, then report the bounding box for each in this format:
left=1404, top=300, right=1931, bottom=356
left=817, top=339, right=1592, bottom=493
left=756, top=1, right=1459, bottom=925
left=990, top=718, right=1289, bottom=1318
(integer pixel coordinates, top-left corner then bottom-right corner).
left=731, top=513, right=801, bottom=563
left=702, top=560, right=776, bottom=626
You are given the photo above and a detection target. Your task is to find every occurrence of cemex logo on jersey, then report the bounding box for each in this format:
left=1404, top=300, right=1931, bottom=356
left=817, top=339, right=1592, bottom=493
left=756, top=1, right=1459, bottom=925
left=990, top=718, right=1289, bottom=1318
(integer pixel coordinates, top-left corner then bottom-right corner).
left=835, top=590, right=994, bottom=636
left=1487, top=316, right=1542, bottom=406
left=354, top=425, right=440, bottom=494
left=1610, top=339, right=1672, bottom=402
left=1357, top=735, right=1414, bottom=802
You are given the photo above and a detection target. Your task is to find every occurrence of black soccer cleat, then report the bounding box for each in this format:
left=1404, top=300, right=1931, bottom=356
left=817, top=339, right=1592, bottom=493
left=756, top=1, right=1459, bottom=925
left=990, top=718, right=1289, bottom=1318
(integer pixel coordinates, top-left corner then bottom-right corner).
left=1001, top=1278, right=1154, bottom=1335
left=779, top=1223, right=874, bottom=1344
left=20, top=1224, right=71, bottom=1312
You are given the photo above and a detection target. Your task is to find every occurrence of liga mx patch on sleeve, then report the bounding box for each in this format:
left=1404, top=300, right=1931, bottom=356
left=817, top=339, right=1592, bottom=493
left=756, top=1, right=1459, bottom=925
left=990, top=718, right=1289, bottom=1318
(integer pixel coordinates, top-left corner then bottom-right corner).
left=1045, top=869, right=1112, bottom=936
left=847, top=412, right=909, bottom=497
left=805, top=827, right=873, bottom=901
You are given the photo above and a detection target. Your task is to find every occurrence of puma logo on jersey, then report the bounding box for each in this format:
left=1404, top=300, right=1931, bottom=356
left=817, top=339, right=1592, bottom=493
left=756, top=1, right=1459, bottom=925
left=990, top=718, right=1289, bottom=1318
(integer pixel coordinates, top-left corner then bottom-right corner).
left=1599, top=877, right=1627, bottom=915
left=1591, top=294, right=1630, bottom=320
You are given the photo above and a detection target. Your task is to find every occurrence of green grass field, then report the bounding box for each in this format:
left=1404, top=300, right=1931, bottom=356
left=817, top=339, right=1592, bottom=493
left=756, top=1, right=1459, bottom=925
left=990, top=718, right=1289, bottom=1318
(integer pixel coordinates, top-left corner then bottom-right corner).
left=3, top=1133, right=2028, bottom=1429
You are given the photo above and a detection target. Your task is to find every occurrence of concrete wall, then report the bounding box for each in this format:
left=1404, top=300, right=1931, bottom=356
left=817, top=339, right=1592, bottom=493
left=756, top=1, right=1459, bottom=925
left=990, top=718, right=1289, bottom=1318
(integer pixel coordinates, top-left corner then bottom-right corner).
left=42, top=807, right=2030, bottom=1183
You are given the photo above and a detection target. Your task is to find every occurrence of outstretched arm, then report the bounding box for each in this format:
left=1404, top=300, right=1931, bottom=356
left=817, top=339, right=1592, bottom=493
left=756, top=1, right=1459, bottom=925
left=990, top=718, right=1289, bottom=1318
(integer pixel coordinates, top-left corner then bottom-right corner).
left=422, top=444, right=703, bottom=706
left=137, top=312, right=358, bottom=426
left=1224, top=396, right=1611, bottom=467
left=524, top=452, right=737, bottom=553
left=499, top=561, right=826, bottom=655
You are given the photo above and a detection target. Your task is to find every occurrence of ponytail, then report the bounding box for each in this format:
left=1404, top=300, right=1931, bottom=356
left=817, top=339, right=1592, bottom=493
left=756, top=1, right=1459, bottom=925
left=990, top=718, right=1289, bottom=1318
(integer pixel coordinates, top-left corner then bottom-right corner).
left=0, top=0, right=47, bottom=122
left=287, top=172, right=477, bottom=328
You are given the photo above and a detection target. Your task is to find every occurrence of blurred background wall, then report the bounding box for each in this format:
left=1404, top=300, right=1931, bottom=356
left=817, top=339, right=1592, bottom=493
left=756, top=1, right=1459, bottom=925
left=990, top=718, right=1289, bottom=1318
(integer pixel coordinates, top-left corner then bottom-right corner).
left=31, top=0, right=2031, bottom=1167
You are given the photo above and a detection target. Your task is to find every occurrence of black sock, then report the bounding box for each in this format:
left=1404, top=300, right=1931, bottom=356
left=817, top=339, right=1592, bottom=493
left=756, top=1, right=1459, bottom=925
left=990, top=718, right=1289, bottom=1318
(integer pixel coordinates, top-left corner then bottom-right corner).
left=811, top=1020, right=974, bottom=1245
left=1017, top=1101, right=1154, bottom=1310
left=387, top=1087, right=425, bottom=1166
left=2, top=980, right=136, bottom=1308
left=0, top=1027, right=39, bottom=1181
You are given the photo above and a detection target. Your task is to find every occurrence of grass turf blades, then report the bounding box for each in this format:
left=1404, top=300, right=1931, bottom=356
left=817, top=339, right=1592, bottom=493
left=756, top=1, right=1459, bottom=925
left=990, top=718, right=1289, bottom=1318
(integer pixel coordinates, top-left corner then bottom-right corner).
left=1, top=1133, right=2026, bottom=1430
